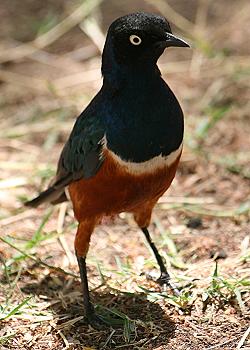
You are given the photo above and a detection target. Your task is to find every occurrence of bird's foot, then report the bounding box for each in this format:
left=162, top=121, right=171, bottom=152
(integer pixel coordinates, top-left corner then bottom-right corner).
left=156, top=272, right=180, bottom=296
left=144, top=271, right=180, bottom=296
left=87, top=312, right=111, bottom=330
left=87, top=308, right=126, bottom=329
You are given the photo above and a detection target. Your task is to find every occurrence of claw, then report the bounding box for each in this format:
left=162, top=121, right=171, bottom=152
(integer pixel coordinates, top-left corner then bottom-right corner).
left=87, top=312, right=111, bottom=329
left=156, top=272, right=180, bottom=296
left=145, top=271, right=180, bottom=296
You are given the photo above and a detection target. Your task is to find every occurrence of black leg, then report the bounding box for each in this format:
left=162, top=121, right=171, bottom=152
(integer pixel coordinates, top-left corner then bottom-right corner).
left=76, top=255, right=106, bottom=328
left=141, top=227, right=180, bottom=295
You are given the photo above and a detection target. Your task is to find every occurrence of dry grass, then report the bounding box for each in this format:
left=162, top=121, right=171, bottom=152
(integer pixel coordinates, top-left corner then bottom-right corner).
left=0, top=0, right=250, bottom=349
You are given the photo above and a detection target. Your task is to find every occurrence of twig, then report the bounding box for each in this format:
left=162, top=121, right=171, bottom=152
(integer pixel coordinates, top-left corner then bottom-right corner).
left=195, top=0, right=211, bottom=28
left=0, top=236, right=78, bottom=278
left=79, top=16, right=105, bottom=52
left=57, top=203, right=68, bottom=235
left=0, top=119, right=72, bottom=139
left=3, top=39, right=87, bottom=72
left=0, top=0, right=103, bottom=64
left=198, top=78, right=225, bottom=109
left=205, top=336, right=239, bottom=350
left=57, top=203, right=75, bottom=266
left=63, top=45, right=98, bottom=61
left=115, top=339, right=148, bottom=348
left=158, top=202, right=250, bottom=217
left=144, top=0, right=195, bottom=35
left=57, top=330, right=70, bottom=348
left=103, top=329, right=116, bottom=348
left=158, top=196, right=214, bottom=204
left=0, top=69, right=48, bottom=91
left=0, top=177, right=27, bottom=189
left=53, top=68, right=100, bottom=89
left=34, top=0, right=103, bottom=48
left=210, top=4, right=250, bottom=43
left=237, top=326, right=250, bottom=350
left=0, top=210, right=35, bottom=227
left=190, top=0, right=211, bottom=77
left=56, top=316, right=84, bottom=330
left=0, top=161, right=47, bottom=171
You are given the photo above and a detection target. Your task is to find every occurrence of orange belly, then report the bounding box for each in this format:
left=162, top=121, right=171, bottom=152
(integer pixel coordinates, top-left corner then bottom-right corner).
left=69, top=150, right=181, bottom=222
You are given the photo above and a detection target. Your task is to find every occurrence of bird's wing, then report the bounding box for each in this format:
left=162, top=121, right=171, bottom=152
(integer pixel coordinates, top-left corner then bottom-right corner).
left=25, top=110, right=105, bottom=207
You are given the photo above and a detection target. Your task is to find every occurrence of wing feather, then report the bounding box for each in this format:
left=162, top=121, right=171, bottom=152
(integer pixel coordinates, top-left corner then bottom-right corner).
left=25, top=106, right=105, bottom=207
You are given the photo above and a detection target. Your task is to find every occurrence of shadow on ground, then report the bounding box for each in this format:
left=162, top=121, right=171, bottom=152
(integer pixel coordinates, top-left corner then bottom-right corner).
left=21, top=273, right=175, bottom=349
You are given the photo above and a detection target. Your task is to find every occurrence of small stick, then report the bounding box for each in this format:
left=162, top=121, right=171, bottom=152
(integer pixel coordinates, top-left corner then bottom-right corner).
left=0, top=0, right=103, bottom=64
left=80, top=16, right=105, bottom=52
left=0, top=210, right=35, bottom=227
left=0, top=69, right=47, bottom=91
left=57, top=203, right=75, bottom=266
left=57, top=330, right=70, bottom=348
left=205, top=336, right=239, bottom=350
left=144, top=0, right=195, bottom=35
left=0, top=236, right=78, bottom=278
left=237, top=326, right=250, bottom=350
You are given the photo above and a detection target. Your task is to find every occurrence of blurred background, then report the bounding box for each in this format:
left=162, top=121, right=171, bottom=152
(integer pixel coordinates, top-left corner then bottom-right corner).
left=0, top=1, right=250, bottom=349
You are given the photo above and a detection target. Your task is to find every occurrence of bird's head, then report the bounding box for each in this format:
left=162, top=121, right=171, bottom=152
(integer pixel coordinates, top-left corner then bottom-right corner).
left=102, top=12, right=189, bottom=74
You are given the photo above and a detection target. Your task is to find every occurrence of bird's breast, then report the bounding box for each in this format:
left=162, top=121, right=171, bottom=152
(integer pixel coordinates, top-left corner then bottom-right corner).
left=69, top=144, right=182, bottom=221
left=106, top=142, right=183, bottom=175
left=104, top=91, right=184, bottom=163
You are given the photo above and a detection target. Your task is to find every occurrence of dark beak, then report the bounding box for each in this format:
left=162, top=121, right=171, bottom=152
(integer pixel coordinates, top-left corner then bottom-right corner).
left=164, top=32, right=190, bottom=48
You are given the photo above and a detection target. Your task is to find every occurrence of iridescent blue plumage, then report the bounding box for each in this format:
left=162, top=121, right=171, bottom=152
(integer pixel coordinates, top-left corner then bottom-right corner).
left=26, top=12, right=187, bottom=207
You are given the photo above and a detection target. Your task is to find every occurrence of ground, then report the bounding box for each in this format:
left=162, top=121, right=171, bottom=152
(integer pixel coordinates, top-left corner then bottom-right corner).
left=0, top=0, right=249, bottom=349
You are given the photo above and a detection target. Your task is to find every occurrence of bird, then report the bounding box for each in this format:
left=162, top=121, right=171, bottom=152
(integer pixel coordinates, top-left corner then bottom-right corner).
left=25, top=12, right=189, bottom=328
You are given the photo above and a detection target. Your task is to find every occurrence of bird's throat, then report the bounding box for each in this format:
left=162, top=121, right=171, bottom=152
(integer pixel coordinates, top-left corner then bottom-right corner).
left=102, top=37, right=161, bottom=87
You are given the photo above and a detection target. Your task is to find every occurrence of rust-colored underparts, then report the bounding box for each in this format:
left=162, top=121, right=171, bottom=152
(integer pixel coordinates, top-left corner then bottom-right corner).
left=69, top=151, right=181, bottom=257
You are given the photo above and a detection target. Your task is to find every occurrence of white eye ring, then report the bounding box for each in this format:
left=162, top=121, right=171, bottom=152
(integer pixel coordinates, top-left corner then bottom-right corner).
left=129, top=35, right=142, bottom=45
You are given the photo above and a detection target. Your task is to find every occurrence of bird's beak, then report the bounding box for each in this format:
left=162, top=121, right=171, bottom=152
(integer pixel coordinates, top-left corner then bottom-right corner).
left=164, top=32, right=190, bottom=48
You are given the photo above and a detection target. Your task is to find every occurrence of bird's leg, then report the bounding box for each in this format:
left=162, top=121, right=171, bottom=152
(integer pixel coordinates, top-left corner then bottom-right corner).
left=76, top=255, right=96, bottom=320
left=133, top=204, right=179, bottom=294
left=75, top=219, right=106, bottom=328
left=141, top=227, right=180, bottom=295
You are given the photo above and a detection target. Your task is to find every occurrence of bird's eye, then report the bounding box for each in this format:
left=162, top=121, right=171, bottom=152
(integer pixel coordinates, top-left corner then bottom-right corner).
left=129, top=35, right=142, bottom=46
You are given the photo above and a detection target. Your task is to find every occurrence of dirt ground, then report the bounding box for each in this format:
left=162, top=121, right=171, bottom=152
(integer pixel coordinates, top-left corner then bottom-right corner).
left=0, top=0, right=249, bottom=349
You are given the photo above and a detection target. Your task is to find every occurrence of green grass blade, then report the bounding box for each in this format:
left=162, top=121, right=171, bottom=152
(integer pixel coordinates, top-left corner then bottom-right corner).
left=0, top=297, right=32, bottom=321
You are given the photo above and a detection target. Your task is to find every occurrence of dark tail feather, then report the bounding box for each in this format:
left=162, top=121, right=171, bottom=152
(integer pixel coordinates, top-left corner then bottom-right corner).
left=25, top=186, right=64, bottom=208
left=51, top=191, right=68, bottom=205
left=25, top=174, right=71, bottom=208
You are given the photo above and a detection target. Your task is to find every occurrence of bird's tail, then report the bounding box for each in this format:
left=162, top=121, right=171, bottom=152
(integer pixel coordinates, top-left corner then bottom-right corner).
left=25, top=186, right=67, bottom=208
left=25, top=187, right=58, bottom=208
left=25, top=174, right=71, bottom=208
